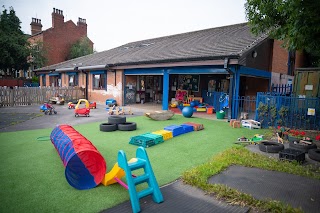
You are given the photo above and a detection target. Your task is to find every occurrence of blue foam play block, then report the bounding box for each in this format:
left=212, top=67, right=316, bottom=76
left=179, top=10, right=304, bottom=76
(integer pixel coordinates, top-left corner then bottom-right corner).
left=180, top=124, right=194, bottom=134
left=164, top=125, right=184, bottom=137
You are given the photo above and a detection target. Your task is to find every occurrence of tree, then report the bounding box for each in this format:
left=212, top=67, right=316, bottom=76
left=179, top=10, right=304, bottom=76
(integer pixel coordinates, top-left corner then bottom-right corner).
left=27, top=41, right=48, bottom=70
left=245, top=0, right=320, bottom=66
left=68, top=37, right=94, bottom=60
left=0, top=6, right=29, bottom=76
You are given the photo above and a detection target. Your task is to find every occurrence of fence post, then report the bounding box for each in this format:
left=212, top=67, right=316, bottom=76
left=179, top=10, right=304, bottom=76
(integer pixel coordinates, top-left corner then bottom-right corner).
left=10, top=88, right=14, bottom=106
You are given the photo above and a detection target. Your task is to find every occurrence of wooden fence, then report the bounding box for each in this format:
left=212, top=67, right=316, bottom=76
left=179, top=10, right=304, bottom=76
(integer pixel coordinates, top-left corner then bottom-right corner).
left=0, top=87, right=84, bottom=107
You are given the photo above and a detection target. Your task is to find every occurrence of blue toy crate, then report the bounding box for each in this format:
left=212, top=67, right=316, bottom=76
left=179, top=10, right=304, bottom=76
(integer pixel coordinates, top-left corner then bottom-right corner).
left=164, top=125, right=185, bottom=137
left=129, top=135, right=157, bottom=148
left=180, top=124, right=194, bottom=133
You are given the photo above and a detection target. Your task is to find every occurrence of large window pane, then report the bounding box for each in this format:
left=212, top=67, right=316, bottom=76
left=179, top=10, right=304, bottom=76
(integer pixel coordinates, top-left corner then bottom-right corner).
left=92, top=73, right=106, bottom=89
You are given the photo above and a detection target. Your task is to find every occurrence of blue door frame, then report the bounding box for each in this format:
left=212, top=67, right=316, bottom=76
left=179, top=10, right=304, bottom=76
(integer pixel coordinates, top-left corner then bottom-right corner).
left=124, top=66, right=271, bottom=115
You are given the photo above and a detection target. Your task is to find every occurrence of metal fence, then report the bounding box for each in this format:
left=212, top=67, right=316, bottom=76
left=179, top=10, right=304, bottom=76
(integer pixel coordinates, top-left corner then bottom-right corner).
left=0, top=87, right=84, bottom=107
left=202, top=90, right=319, bottom=130
left=255, top=92, right=320, bottom=130
left=233, top=96, right=257, bottom=120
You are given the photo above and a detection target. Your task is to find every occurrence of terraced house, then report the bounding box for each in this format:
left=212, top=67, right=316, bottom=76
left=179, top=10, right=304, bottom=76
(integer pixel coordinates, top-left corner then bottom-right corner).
left=35, top=22, right=306, bottom=118
left=27, top=8, right=93, bottom=85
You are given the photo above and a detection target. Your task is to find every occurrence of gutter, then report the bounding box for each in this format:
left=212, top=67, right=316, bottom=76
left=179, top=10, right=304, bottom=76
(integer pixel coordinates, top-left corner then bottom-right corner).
left=78, top=65, right=107, bottom=70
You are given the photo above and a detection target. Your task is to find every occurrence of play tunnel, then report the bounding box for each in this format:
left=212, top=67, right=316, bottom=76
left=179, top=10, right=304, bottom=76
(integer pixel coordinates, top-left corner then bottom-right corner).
left=50, top=125, right=106, bottom=190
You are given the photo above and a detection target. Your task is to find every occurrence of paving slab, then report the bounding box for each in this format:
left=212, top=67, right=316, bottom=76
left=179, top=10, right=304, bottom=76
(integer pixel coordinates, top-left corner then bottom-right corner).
left=208, top=165, right=320, bottom=213
left=102, top=180, right=250, bottom=213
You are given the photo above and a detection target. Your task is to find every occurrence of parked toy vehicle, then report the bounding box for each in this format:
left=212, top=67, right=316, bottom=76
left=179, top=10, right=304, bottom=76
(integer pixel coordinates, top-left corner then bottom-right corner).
left=106, top=99, right=117, bottom=107
left=49, top=95, right=65, bottom=105
left=68, top=100, right=96, bottom=109
left=68, top=100, right=78, bottom=109
left=40, top=103, right=57, bottom=115
left=74, top=99, right=90, bottom=117
left=89, top=101, right=96, bottom=109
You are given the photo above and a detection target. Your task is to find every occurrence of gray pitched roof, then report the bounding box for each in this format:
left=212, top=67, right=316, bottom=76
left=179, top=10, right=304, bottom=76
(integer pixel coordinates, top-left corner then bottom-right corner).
left=36, top=22, right=267, bottom=71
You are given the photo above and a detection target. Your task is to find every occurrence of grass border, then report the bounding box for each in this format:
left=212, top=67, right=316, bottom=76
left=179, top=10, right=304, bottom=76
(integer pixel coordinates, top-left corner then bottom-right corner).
left=182, top=146, right=320, bottom=213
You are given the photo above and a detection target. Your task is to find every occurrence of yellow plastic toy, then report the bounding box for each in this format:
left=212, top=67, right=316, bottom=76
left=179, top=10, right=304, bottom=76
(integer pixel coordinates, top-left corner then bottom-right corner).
left=101, top=158, right=137, bottom=187
left=101, top=163, right=125, bottom=186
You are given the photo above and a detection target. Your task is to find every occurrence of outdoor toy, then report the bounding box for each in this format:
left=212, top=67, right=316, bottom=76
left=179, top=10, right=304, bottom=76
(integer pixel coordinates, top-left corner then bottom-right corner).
left=235, top=134, right=266, bottom=145
left=40, top=103, right=57, bottom=115
left=182, top=106, right=193, bottom=118
left=50, top=125, right=106, bottom=190
left=106, top=99, right=117, bottom=107
left=68, top=100, right=96, bottom=109
left=241, top=119, right=261, bottom=129
left=101, top=147, right=163, bottom=213
left=49, top=95, right=65, bottom=105
left=145, top=110, right=174, bottom=121
left=117, top=147, right=163, bottom=213
left=74, top=99, right=90, bottom=117
left=67, top=100, right=78, bottom=109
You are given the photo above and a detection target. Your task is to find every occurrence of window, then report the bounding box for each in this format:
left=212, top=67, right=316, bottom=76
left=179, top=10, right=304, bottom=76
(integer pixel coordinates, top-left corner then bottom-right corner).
left=42, top=75, right=46, bottom=86
left=92, top=73, right=106, bottom=89
left=49, top=76, right=61, bottom=87
left=68, top=74, right=78, bottom=86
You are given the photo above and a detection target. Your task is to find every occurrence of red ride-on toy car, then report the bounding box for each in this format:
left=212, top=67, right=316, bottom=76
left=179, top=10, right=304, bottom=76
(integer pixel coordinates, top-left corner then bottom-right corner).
left=74, top=99, right=90, bottom=117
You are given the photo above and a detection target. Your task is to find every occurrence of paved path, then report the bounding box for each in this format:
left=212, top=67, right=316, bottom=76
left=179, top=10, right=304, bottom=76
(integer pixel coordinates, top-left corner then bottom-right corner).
left=0, top=103, right=149, bottom=132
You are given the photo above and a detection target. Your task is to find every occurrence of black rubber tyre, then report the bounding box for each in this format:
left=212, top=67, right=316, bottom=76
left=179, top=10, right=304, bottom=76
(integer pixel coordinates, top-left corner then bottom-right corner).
left=117, top=122, right=137, bottom=131
left=259, top=141, right=284, bottom=153
left=100, top=123, right=117, bottom=132
left=108, top=115, right=126, bottom=124
left=289, top=141, right=317, bottom=153
left=308, top=149, right=320, bottom=162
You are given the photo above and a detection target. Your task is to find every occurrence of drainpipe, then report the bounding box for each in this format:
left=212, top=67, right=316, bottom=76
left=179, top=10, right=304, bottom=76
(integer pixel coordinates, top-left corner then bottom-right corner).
left=287, top=51, right=292, bottom=75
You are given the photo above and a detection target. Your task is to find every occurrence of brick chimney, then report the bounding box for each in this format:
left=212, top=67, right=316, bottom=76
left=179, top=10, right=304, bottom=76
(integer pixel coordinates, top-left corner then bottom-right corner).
left=30, top=18, right=42, bottom=35
left=77, top=17, right=87, bottom=35
left=52, top=8, right=64, bottom=28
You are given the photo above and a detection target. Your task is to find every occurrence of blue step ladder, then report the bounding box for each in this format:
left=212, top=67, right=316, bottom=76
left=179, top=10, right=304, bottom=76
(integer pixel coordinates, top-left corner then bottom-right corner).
left=118, top=147, right=164, bottom=213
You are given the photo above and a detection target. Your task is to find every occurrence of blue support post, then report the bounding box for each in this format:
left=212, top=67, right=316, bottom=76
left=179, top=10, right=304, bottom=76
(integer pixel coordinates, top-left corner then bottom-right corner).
left=162, top=70, right=169, bottom=110
left=232, top=70, right=240, bottom=119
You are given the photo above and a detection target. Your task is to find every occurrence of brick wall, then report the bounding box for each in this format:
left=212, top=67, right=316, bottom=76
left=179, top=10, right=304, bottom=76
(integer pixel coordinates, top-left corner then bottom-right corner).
left=295, top=50, right=306, bottom=69
left=28, top=8, right=93, bottom=67
left=87, top=70, right=125, bottom=105
left=271, top=40, right=289, bottom=74
left=43, top=20, right=92, bottom=66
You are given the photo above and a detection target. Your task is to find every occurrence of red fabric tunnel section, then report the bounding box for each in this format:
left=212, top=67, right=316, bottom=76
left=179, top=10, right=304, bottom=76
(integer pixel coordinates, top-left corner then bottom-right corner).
left=50, top=124, right=106, bottom=190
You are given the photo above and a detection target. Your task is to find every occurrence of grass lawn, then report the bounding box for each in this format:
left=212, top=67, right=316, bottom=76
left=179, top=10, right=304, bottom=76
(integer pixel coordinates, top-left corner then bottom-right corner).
left=0, top=115, right=269, bottom=213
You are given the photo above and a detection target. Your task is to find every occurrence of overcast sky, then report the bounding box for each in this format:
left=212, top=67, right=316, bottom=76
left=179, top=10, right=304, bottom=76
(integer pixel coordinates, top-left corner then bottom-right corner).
left=1, top=0, right=247, bottom=52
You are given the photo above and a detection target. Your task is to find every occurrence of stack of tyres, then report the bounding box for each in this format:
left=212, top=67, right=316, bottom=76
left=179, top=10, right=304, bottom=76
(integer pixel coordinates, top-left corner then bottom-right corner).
left=100, top=116, right=137, bottom=132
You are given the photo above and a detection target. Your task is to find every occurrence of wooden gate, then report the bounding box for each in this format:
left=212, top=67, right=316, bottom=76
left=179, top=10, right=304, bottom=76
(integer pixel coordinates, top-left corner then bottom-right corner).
left=294, top=68, right=320, bottom=97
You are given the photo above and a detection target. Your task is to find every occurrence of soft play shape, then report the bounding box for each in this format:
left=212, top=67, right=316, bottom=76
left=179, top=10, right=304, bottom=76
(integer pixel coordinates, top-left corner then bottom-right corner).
left=190, top=101, right=196, bottom=108
left=182, top=106, right=193, bottom=118
left=50, top=125, right=106, bottom=190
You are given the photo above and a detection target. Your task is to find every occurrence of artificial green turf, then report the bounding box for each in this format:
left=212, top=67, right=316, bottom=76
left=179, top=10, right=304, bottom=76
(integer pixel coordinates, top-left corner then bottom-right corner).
left=0, top=115, right=268, bottom=213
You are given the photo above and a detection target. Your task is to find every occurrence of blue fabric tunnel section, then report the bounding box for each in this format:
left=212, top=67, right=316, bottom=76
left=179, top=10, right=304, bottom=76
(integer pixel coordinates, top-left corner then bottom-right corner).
left=50, top=125, right=106, bottom=190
